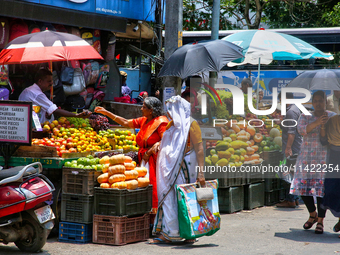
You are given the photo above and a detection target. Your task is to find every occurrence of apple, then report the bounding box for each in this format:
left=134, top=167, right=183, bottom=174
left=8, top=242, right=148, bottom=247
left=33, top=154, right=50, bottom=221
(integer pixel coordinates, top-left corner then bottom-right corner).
left=263, top=146, right=270, bottom=151
left=260, top=140, right=267, bottom=147
left=58, top=117, right=66, bottom=124
left=43, top=124, right=50, bottom=131
left=66, top=142, right=74, bottom=149
left=52, top=120, right=59, bottom=126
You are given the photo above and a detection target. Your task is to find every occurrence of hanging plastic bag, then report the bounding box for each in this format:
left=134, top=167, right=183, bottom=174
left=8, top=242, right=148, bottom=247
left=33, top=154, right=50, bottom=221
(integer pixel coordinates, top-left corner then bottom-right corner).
left=140, top=160, right=149, bottom=179
left=278, top=154, right=298, bottom=184
left=0, top=65, right=9, bottom=86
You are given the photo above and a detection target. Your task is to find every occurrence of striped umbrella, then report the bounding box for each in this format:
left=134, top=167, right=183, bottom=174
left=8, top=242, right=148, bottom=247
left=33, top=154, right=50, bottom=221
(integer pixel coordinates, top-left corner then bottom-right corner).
left=222, top=29, right=333, bottom=67
left=0, top=30, right=103, bottom=64
left=222, top=29, right=333, bottom=109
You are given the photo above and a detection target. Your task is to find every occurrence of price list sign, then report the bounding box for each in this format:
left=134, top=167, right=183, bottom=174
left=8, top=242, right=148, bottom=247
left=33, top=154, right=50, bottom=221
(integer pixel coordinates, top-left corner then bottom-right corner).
left=0, top=101, right=32, bottom=145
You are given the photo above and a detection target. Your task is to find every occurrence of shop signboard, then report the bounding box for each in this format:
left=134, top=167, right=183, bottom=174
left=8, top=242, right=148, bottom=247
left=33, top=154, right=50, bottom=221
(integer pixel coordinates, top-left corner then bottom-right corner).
left=20, top=0, right=95, bottom=12
left=163, top=87, right=176, bottom=110
left=0, top=101, right=32, bottom=145
left=19, top=0, right=156, bottom=22
left=96, top=0, right=155, bottom=21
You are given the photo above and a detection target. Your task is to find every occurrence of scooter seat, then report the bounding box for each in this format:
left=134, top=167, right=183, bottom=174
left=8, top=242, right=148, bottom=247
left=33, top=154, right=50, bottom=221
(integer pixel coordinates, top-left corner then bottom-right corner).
left=0, top=166, right=36, bottom=182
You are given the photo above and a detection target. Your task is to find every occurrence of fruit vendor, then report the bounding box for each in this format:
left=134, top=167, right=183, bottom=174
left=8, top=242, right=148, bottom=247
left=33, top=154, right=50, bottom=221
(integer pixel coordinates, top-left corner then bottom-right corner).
left=225, top=78, right=254, bottom=114
left=95, top=97, right=169, bottom=212
left=19, top=69, right=91, bottom=125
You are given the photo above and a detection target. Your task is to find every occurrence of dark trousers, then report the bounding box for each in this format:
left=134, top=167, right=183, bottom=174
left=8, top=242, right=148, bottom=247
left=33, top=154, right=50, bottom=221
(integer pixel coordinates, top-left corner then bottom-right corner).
left=301, top=196, right=326, bottom=218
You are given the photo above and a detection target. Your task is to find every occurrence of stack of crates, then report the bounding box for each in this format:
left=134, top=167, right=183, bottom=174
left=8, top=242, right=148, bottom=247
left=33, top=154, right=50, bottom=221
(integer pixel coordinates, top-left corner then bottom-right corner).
left=262, top=150, right=283, bottom=206
left=244, top=162, right=265, bottom=210
left=280, top=179, right=291, bottom=201
left=92, top=185, right=152, bottom=245
left=58, top=167, right=99, bottom=244
left=264, top=173, right=281, bottom=206
left=218, top=167, right=246, bottom=214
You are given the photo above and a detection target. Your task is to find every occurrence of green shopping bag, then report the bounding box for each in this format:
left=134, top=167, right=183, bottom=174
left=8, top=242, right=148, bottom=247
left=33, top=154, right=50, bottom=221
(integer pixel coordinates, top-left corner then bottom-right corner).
left=176, top=180, right=221, bottom=239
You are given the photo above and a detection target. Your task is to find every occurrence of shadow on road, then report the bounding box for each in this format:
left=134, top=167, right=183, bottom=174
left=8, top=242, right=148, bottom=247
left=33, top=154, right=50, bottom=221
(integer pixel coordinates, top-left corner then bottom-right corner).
left=0, top=245, right=52, bottom=255
left=275, top=228, right=340, bottom=244
left=171, top=243, right=219, bottom=250
left=273, top=207, right=304, bottom=212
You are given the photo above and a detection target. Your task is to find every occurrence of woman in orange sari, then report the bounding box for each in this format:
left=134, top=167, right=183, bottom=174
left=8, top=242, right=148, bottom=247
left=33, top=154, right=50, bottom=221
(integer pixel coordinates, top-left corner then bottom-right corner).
left=95, top=97, right=168, bottom=211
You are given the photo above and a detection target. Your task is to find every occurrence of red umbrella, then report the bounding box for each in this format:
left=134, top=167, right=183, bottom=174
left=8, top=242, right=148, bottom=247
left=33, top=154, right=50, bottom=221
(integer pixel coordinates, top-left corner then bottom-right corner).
left=0, top=30, right=103, bottom=99
left=0, top=30, right=103, bottom=64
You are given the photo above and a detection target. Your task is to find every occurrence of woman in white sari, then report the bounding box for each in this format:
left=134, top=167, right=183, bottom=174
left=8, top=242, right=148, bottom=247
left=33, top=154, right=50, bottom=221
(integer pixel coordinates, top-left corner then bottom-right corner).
left=150, top=96, right=205, bottom=244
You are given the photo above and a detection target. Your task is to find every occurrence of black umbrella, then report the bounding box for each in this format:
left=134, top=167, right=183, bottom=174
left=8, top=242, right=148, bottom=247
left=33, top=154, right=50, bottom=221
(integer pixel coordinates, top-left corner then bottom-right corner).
left=158, top=40, right=244, bottom=79
left=286, top=69, right=340, bottom=90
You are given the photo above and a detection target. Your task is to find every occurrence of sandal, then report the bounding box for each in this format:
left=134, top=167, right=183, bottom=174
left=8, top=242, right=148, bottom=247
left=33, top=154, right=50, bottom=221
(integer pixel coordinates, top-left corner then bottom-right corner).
left=333, top=221, right=340, bottom=232
left=148, top=237, right=171, bottom=244
left=303, top=213, right=318, bottom=230
left=184, top=238, right=199, bottom=244
left=315, top=223, right=324, bottom=234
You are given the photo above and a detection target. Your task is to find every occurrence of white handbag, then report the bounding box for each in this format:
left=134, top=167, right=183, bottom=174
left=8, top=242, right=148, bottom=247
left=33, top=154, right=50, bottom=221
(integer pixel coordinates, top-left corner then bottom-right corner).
left=196, top=182, right=214, bottom=202
left=63, top=68, right=86, bottom=96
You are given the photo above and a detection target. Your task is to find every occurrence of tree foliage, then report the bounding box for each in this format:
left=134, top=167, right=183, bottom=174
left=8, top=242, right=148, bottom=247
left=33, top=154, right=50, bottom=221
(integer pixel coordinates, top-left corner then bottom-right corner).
left=183, top=0, right=239, bottom=31
left=321, top=2, right=340, bottom=26
left=183, top=0, right=339, bottom=30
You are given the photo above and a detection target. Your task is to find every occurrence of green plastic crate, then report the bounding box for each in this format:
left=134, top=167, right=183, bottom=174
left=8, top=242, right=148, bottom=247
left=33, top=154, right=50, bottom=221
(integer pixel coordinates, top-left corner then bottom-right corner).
left=94, top=185, right=152, bottom=217
left=265, top=178, right=281, bottom=192
left=218, top=186, right=244, bottom=214
left=265, top=190, right=280, bottom=206
left=0, top=156, right=75, bottom=169
left=61, top=194, right=94, bottom=224
left=62, top=167, right=100, bottom=195
left=244, top=182, right=265, bottom=210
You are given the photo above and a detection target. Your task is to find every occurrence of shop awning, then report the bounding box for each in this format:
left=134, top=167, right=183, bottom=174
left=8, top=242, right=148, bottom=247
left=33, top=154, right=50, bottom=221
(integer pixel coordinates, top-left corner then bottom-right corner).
left=0, top=0, right=127, bottom=32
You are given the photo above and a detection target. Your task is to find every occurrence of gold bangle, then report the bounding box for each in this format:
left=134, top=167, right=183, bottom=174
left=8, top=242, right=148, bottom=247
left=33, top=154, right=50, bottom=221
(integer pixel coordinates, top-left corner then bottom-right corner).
left=113, top=115, right=117, bottom=121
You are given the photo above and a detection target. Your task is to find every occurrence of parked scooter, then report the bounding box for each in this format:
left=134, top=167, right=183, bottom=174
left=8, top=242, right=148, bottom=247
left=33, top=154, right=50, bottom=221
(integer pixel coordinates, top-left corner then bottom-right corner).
left=0, top=162, right=55, bottom=252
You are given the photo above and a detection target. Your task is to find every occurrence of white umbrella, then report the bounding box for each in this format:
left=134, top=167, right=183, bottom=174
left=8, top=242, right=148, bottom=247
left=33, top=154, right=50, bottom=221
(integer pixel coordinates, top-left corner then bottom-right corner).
left=222, top=29, right=334, bottom=108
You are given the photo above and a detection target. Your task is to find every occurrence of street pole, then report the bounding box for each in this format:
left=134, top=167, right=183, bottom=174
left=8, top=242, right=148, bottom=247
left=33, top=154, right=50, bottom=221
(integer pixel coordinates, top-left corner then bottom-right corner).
left=163, top=0, right=182, bottom=98
left=211, top=0, right=220, bottom=40
left=155, top=0, right=162, bottom=56
left=209, top=0, right=220, bottom=124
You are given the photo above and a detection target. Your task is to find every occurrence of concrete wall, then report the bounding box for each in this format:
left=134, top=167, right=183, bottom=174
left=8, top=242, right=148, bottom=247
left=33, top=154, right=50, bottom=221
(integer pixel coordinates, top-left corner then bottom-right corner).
left=102, top=101, right=142, bottom=122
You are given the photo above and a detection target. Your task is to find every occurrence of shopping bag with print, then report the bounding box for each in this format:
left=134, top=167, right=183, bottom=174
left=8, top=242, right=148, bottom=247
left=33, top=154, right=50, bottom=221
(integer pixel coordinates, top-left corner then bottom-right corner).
left=176, top=179, right=220, bottom=239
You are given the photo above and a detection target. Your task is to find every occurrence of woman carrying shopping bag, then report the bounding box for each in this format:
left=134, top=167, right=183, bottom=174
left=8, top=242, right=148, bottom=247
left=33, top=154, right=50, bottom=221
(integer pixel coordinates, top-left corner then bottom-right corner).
left=150, top=96, right=208, bottom=244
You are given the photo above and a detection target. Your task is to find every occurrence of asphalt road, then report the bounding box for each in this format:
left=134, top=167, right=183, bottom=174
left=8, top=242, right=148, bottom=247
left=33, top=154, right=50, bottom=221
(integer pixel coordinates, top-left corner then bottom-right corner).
left=1, top=205, right=339, bottom=255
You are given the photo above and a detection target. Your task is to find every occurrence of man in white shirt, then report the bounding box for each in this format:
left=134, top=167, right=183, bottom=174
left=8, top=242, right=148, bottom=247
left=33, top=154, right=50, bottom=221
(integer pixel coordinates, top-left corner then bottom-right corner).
left=326, top=91, right=340, bottom=114
left=19, top=69, right=91, bottom=124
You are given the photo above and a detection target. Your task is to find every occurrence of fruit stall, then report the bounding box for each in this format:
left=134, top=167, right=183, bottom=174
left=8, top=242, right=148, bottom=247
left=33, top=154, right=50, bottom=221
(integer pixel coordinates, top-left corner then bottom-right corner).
left=206, top=90, right=287, bottom=213
left=1, top=113, right=153, bottom=245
